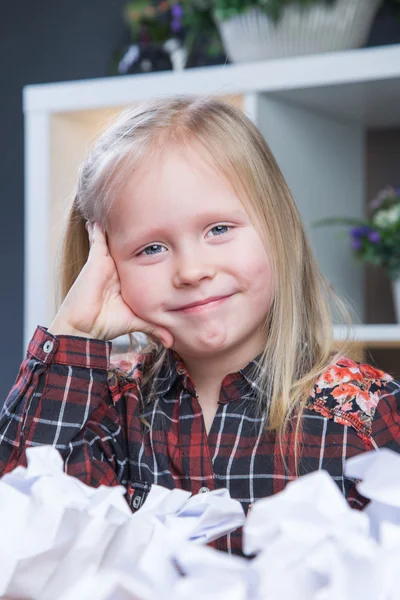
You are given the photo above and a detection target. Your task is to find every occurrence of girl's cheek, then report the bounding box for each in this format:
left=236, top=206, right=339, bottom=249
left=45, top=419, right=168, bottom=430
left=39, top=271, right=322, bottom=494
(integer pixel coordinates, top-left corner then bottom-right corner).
left=120, top=271, right=161, bottom=316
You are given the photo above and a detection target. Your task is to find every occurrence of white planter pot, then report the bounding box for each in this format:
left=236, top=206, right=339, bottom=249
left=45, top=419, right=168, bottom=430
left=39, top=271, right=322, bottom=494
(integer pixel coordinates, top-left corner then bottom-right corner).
left=216, top=0, right=382, bottom=63
left=392, top=278, right=400, bottom=323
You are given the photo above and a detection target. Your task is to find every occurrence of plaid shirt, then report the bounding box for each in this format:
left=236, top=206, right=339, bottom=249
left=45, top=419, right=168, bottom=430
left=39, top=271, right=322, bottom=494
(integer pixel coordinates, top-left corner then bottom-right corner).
left=1, top=326, right=400, bottom=556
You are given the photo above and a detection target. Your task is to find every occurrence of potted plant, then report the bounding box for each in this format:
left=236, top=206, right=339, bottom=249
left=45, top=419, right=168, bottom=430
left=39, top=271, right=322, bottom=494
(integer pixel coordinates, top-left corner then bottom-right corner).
left=202, top=0, right=383, bottom=62
left=315, top=186, right=400, bottom=322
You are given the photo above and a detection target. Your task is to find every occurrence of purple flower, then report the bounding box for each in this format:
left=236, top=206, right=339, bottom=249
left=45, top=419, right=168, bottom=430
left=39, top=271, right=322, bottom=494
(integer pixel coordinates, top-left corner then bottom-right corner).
left=368, top=230, right=381, bottom=244
left=350, top=226, right=370, bottom=238
left=171, top=3, right=183, bottom=33
left=171, top=3, right=183, bottom=19
left=352, top=238, right=362, bottom=251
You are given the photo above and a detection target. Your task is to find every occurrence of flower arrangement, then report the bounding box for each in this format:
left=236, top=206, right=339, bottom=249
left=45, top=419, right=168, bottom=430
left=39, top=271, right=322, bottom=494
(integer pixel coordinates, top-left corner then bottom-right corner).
left=116, top=0, right=398, bottom=72
left=121, top=0, right=348, bottom=39
left=315, top=186, right=400, bottom=280
left=121, top=1, right=225, bottom=70
left=123, top=0, right=399, bottom=28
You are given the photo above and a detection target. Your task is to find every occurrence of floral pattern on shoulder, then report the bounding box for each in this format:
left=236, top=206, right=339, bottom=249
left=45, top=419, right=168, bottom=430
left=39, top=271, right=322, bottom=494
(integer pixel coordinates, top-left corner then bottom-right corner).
left=306, top=357, right=393, bottom=445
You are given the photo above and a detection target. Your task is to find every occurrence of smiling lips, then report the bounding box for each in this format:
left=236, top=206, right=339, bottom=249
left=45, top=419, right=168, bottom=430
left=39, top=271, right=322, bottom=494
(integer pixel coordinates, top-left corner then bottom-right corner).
left=172, top=294, right=234, bottom=313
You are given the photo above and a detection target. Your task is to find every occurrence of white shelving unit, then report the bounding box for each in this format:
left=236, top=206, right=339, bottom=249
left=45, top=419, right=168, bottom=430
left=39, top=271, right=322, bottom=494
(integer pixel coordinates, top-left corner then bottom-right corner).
left=23, top=44, right=400, bottom=351
left=334, top=324, right=400, bottom=346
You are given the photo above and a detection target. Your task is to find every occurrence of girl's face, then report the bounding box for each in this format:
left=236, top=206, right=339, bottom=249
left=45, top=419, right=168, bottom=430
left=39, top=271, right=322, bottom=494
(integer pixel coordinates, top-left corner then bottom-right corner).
left=108, top=145, right=274, bottom=363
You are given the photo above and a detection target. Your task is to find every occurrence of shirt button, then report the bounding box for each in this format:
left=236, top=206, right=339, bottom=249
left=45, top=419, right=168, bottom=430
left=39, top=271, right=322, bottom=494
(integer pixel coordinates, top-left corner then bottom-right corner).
left=43, top=341, right=54, bottom=354
left=198, top=486, right=210, bottom=494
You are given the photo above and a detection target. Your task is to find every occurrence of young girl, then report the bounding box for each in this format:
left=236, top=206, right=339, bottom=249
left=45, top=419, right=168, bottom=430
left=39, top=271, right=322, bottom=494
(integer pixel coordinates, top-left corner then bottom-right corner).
left=1, top=96, right=399, bottom=556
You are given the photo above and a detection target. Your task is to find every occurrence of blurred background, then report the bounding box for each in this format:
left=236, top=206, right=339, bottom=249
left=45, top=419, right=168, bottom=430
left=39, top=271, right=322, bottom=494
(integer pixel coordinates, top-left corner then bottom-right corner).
left=1, top=0, right=400, bottom=402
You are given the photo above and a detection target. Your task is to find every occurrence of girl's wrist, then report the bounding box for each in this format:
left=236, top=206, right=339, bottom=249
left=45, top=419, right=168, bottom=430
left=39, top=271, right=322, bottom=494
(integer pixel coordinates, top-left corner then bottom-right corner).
left=48, top=320, right=95, bottom=339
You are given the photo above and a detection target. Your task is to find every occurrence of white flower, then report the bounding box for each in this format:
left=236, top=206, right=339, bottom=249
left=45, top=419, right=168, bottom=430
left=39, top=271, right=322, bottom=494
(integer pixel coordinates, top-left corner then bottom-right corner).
left=373, top=204, right=400, bottom=228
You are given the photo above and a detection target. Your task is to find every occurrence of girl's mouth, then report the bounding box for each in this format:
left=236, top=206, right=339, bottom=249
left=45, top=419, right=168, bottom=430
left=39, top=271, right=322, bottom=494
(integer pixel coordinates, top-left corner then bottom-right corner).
left=172, top=294, right=234, bottom=314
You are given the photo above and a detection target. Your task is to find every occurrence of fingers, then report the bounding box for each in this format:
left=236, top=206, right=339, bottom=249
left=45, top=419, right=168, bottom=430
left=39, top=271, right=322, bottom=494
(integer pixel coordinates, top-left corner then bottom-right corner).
left=153, top=328, right=174, bottom=349
left=133, top=319, right=174, bottom=349
left=147, top=326, right=174, bottom=349
left=86, top=221, right=110, bottom=257
left=85, top=221, right=174, bottom=349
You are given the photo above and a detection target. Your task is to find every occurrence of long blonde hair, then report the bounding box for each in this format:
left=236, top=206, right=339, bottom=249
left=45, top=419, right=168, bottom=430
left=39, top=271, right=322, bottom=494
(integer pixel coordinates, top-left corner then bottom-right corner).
left=59, top=95, right=351, bottom=445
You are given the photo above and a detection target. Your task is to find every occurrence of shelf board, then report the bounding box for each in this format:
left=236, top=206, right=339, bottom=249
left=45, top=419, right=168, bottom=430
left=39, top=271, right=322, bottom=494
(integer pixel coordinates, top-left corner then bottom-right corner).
left=23, top=44, right=400, bottom=127
left=334, top=324, right=400, bottom=347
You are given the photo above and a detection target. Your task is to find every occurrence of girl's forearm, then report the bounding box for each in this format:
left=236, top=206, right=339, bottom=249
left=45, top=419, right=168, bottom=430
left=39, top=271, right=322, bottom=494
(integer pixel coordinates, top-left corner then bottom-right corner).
left=0, top=326, right=123, bottom=490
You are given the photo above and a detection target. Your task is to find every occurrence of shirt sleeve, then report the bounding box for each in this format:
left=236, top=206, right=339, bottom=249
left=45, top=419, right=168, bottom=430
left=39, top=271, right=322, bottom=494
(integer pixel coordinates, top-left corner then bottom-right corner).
left=370, top=379, right=400, bottom=451
left=346, top=378, right=400, bottom=510
left=0, top=326, right=128, bottom=492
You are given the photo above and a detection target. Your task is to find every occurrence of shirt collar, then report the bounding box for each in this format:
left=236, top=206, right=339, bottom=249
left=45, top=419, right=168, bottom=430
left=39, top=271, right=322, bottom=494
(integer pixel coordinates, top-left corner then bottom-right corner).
left=154, top=349, right=264, bottom=403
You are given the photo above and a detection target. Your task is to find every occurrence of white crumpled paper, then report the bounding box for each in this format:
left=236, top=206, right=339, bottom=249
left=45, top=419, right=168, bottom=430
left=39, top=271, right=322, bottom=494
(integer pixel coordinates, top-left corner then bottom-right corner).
left=61, top=545, right=256, bottom=600
left=171, top=542, right=258, bottom=600
left=5, top=445, right=400, bottom=600
left=243, top=470, right=378, bottom=600
left=0, top=446, right=245, bottom=600
left=57, top=566, right=153, bottom=600
left=133, top=482, right=245, bottom=543
left=0, top=446, right=131, bottom=600
left=346, top=447, right=400, bottom=540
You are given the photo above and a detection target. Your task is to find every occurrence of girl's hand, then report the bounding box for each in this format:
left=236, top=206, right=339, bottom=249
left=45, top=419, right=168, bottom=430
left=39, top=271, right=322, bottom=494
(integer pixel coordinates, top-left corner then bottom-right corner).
left=48, top=222, right=174, bottom=347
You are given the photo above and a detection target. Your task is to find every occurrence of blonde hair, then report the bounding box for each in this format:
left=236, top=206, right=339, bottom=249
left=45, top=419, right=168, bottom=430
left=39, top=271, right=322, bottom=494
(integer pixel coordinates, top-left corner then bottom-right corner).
left=59, top=95, right=351, bottom=454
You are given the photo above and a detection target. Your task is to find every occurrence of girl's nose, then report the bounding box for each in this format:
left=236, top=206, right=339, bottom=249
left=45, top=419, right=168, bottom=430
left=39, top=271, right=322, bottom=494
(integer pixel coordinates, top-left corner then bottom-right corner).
left=172, top=252, right=216, bottom=288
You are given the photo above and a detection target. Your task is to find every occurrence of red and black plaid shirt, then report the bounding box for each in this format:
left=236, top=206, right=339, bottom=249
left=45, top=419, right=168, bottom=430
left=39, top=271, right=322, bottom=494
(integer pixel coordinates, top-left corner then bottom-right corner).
left=1, top=326, right=400, bottom=555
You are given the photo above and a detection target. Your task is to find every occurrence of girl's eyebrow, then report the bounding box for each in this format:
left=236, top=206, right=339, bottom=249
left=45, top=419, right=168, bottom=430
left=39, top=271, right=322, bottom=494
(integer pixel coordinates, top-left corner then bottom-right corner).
left=117, top=227, right=167, bottom=249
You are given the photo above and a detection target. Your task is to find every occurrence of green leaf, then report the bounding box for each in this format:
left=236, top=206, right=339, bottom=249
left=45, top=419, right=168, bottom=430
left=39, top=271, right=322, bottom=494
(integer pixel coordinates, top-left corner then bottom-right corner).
left=210, top=0, right=341, bottom=22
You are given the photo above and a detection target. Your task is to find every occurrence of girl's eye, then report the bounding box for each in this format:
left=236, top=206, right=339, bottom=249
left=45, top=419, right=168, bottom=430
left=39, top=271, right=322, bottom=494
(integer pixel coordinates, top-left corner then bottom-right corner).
left=207, top=225, right=230, bottom=237
left=139, top=244, right=167, bottom=256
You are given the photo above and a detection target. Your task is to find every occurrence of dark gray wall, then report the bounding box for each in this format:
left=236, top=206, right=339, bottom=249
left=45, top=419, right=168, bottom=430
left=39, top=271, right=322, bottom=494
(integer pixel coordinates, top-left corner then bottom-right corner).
left=0, top=2, right=399, bottom=403
left=0, top=0, right=127, bottom=401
